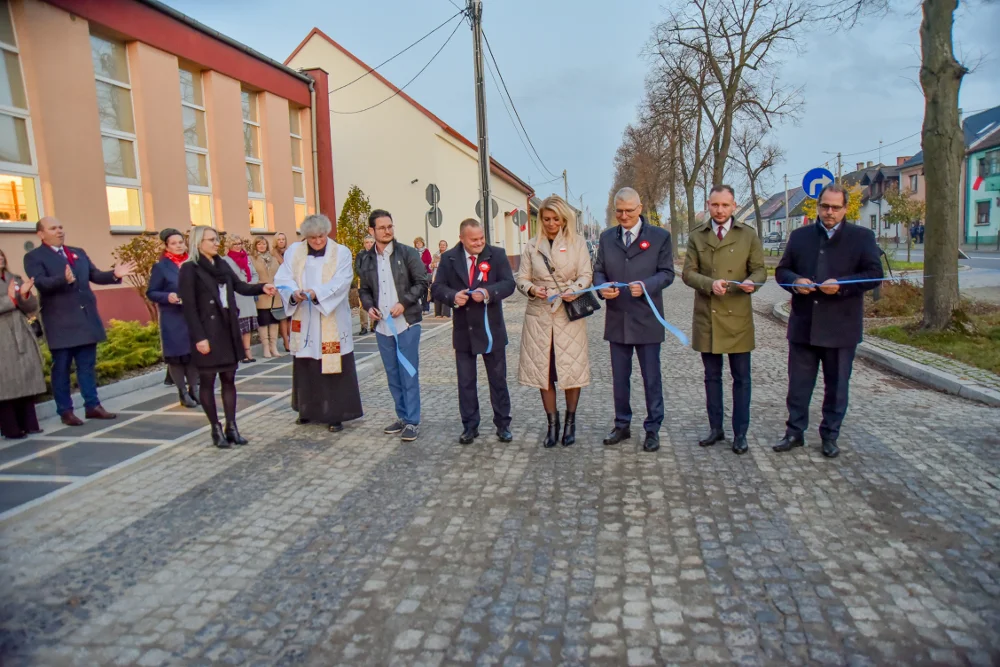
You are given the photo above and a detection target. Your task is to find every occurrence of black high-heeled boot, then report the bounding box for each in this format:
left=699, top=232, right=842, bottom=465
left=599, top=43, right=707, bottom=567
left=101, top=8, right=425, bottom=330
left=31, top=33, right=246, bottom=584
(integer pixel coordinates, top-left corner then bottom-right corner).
left=179, top=388, right=198, bottom=408
left=225, top=422, right=249, bottom=445
left=211, top=422, right=230, bottom=449
left=561, top=411, right=576, bottom=447
left=543, top=412, right=560, bottom=449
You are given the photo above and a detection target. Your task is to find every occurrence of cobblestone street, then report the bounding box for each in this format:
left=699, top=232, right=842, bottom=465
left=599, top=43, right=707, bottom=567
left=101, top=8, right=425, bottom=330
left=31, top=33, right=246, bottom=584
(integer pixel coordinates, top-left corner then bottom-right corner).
left=1, top=285, right=998, bottom=666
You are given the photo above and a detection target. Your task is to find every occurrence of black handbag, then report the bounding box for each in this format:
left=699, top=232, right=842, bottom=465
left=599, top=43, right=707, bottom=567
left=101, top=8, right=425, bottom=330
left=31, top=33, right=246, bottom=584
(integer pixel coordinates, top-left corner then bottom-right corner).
left=538, top=251, right=600, bottom=321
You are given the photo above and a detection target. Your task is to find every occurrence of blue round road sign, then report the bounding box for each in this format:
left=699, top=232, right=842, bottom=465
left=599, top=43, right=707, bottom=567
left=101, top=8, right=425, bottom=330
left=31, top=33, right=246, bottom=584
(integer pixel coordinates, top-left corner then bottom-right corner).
left=802, top=167, right=835, bottom=199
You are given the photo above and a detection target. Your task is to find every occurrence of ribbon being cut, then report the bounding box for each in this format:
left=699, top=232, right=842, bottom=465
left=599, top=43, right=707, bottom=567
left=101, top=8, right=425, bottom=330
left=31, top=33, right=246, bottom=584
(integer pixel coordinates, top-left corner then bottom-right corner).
left=548, top=282, right=690, bottom=347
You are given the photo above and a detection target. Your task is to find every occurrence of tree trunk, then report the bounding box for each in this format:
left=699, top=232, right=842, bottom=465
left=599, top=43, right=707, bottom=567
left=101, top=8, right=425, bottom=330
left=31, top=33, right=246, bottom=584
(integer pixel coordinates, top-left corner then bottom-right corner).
left=919, top=0, right=965, bottom=330
left=749, top=183, right=764, bottom=240
left=668, top=144, right=680, bottom=259
left=906, top=224, right=912, bottom=263
left=685, top=181, right=698, bottom=233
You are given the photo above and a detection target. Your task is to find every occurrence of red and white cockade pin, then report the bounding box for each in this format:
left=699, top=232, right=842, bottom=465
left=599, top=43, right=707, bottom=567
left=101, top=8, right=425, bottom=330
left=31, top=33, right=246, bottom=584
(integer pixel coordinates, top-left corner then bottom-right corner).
left=478, top=261, right=491, bottom=280
left=639, top=240, right=650, bottom=250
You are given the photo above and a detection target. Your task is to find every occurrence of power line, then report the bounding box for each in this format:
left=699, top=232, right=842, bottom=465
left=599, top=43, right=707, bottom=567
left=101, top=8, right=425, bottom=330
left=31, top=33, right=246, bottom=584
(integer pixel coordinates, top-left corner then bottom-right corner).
left=330, top=17, right=464, bottom=115
left=329, top=9, right=465, bottom=95
left=481, top=29, right=559, bottom=180
left=483, top=53, right=548, bottom=182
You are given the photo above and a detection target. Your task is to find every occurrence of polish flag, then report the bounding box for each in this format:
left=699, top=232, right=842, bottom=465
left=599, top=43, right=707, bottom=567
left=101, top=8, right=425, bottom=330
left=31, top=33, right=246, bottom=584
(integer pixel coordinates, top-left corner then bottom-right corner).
left=973, top=176, right=984, bottom=191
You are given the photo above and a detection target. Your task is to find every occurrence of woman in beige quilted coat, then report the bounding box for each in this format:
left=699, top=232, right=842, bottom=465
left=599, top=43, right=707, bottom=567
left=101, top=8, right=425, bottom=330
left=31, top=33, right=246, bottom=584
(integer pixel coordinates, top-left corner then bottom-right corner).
left=516, top=195, right=592, bottom=448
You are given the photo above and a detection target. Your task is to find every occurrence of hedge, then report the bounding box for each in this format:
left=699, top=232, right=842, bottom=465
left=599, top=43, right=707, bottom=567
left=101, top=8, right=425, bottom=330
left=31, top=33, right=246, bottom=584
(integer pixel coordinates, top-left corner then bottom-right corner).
left=40, top=319, right=163, bottom=391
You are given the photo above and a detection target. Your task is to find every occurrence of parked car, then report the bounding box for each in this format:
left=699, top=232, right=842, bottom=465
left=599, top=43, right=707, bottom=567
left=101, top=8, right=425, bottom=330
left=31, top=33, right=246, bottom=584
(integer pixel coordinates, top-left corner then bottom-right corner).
left=762, top=232, right=783, bottom=252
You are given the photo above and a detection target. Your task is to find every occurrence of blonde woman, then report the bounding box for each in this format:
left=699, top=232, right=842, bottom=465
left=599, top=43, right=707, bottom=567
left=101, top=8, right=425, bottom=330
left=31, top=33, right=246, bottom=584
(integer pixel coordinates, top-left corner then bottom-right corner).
left=515, top=195, right=592, bottom=448
left=250, top=235, right=282, bottom=357
left=272, top=232, right=291, bottom=350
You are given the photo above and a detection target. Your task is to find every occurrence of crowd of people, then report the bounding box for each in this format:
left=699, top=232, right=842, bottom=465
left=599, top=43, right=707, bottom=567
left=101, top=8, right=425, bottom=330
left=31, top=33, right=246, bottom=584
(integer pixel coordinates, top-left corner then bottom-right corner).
left=1, top=184, right=882, bottom=460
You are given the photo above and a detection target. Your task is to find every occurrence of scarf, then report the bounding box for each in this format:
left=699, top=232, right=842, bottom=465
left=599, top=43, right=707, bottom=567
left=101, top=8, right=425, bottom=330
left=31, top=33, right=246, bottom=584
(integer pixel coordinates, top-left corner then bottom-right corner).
left=164, top=251, right=188, bottom=267
left=197, top=254, right=230, bottom=284
left=288, top=241, right=342, bottom=374
left=227, top=249, right=251, bottom=281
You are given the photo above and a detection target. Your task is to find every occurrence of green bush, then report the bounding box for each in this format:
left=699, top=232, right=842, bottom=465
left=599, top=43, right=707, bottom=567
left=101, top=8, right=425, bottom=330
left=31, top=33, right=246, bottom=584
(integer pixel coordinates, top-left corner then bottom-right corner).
left=41, top=319, right=163, bottom=391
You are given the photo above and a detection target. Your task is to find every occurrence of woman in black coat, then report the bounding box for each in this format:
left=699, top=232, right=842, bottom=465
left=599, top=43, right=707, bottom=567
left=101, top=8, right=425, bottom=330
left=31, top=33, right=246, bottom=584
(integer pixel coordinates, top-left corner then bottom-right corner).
left=147, top=228, right=199, bottom=409
left=179, top=226, right=276, bottom=449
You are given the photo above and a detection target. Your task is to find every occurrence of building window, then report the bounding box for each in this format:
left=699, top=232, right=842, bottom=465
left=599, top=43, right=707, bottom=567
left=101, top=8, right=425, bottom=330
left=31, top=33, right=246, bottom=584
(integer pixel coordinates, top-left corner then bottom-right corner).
left=870, top=214, right=877, bottom=230
left=92, top=33, right=142, bottom=228
left=289, top=104, right=306, bottom=226
left=909, top=174, right=918, bottom=193
left=0, top=0, right=39, bottom=225
left=976, top=201, right=991, bottom=227
left=180, top=67, right=212, bottom=227
left=979, top=150, right=1000, bottom=178
left=242, top=89, right=265, bottom=230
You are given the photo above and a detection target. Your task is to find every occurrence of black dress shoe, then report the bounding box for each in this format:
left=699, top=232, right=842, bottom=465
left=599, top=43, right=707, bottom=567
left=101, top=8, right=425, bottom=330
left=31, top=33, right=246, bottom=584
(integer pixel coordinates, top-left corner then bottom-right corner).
left=224, top=422, right=248, bottom=445
left=732, top=436, right=748, bottom=455
left=603, top=427, right=631, bottom=446
left=296, top=417, right=311, bottom=425
left=543, top=413, right=560, bottom=449
left=459, top=427, right=479, bottom=445
left=821, top=439, right=840, bottom=458
left=773, top=434, right=805, bottom=452
left=496, top=428, right=513, bottom=443
left=328, top=422, right=344, bottom=433
left=698, top=428, right=726, bottom=447
left=643, top=431, right=660, bottom=452
left=210, top=422, right=231, bottom=449
left=561, top=411, right=576, bottom=447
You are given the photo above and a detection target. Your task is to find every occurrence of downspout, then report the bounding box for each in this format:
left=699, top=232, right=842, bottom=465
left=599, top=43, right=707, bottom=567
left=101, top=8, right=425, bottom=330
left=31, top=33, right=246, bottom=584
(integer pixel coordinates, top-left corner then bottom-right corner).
left=309, top=77, right=320, bottom=233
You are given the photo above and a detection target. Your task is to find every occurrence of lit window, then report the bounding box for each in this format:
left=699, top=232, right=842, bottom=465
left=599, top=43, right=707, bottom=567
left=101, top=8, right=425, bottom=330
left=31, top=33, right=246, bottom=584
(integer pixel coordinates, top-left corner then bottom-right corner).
left=180, top=67, right=212, bottom=226
left=289, top=104, right=306, bottom=227
left=243, top=89, right=265, bottom=230
left=0, top=0, right=40, bottom=226
left=92, top=32, right=141, bottom=228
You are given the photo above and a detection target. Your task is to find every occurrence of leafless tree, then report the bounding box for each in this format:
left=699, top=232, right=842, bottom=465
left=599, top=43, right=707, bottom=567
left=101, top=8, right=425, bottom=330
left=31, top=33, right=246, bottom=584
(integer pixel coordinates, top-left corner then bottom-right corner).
left=731, top=121, right=784, bottom=239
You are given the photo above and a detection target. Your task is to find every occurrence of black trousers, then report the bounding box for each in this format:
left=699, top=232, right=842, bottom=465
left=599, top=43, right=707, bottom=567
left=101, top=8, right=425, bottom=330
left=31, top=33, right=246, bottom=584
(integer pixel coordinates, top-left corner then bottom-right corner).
left=610, top=342, right=663, bottom=433
left=456, top=347, right=511, bottom=430
left=785, top=342, right=857, bottom=441
left=702, top=352, right=751, bottom=438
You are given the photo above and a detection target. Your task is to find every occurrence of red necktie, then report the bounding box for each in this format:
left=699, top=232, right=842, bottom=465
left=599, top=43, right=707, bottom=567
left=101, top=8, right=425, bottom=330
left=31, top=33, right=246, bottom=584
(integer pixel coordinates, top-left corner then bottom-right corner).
left=717, top=226, right=724, bottom=241
left=468, top=256, right=476, bottom=287
left=55, top=246, right=74, bottom=266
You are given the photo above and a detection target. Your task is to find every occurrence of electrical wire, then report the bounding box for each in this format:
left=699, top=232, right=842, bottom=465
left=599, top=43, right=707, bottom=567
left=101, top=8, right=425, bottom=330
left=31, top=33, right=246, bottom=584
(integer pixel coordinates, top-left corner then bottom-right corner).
left=330, top=17, right=464, bottom=115
left=481, top=29, right=560, bottom=180
left=484, top=54, right=549, bottom=182
left=329, top=9, right=465, bottom=94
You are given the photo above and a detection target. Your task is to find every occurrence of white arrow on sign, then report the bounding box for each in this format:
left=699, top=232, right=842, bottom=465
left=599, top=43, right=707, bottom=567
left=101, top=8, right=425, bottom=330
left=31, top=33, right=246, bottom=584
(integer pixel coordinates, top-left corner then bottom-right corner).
left=806, top=173, right=833, bottom=197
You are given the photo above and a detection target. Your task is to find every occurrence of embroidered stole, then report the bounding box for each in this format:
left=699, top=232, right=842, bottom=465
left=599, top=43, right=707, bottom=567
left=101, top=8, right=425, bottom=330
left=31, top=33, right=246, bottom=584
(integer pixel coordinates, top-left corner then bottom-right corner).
left=288, top=242, right=343, bottom=374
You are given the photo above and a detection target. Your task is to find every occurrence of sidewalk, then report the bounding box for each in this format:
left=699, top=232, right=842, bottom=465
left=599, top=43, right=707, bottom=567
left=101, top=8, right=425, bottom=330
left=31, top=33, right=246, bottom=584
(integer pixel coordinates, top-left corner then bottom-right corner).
left=0, top=320, right=452, bottom=520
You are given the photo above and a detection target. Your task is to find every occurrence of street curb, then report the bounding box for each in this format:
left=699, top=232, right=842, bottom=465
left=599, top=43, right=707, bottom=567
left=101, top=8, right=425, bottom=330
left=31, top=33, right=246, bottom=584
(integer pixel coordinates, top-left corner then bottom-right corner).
left=771, top=301, right=1000, bottom=407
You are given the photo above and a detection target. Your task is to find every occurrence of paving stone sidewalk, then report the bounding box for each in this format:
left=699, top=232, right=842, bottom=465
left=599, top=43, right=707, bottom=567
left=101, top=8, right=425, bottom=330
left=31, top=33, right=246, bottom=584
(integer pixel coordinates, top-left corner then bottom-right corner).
left=861, top=335, right=1000, bottom=393
left=0, top=287, right=998, bottom=666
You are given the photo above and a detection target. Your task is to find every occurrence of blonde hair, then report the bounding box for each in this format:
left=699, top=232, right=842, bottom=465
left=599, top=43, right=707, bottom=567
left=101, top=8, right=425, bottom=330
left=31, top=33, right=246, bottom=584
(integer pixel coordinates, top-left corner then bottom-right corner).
left=187, top=225, right=219, bottom=264
left=413, top=236, right=425, bottom=247
left=250, top=234, right=270, bottom=258
left=536, top=195, right=577, bottom=243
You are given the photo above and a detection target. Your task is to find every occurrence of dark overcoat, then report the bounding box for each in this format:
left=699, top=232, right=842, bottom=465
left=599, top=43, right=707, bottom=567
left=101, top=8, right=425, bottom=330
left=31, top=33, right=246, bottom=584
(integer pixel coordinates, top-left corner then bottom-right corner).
left=356, top=241, right=429, bottom=326
left=430, top=243, right=515, bottom=354
left=592, top=219, right=675, bottom=345
left=147, top=257, right=191, bottom=358
left=23, top=244, right=121, bottom=350
left=178, top=257, right=265, bottom=369
left=775, top=221, right=883, bottom=348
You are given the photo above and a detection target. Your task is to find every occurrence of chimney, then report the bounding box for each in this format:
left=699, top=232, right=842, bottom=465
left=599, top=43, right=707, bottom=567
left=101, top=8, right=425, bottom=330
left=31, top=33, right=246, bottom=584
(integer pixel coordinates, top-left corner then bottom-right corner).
left=856, top=162, right=864, bottom=171
left=897, top=156, right=912, bottom=167
left=866, top=160, right=874, bottom=168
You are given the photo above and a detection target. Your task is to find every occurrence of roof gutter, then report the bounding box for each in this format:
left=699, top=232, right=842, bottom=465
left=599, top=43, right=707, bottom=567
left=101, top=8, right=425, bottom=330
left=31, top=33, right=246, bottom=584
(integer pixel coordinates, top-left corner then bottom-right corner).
left=135, top=0, right=312, bottom=83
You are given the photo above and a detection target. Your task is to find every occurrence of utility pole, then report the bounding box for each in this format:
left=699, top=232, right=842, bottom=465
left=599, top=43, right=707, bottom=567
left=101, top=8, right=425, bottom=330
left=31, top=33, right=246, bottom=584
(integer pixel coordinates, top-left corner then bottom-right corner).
left=836, top=152, right=842, bottom=183
left=469, top=0, right=492, bottom=241
left=579, top=194, right=585, bottom=234
left=562, top=169, right=568, bottom=203
left=783, top=174, right=790, bottom=233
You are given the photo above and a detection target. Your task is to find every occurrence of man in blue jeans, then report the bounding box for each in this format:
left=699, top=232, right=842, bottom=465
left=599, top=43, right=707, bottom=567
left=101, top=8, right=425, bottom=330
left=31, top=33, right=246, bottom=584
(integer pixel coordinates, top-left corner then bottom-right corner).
left=356, top=209, right=429, bottom=442
left=23, top=217, right=136, bottom=426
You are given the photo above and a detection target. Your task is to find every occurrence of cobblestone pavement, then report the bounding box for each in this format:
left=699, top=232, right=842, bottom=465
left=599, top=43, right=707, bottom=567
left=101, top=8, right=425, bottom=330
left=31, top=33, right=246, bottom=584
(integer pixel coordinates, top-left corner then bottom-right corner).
left=861, top=333, right=1000, bottom=393
left=1, top=284, right=998, bottom=666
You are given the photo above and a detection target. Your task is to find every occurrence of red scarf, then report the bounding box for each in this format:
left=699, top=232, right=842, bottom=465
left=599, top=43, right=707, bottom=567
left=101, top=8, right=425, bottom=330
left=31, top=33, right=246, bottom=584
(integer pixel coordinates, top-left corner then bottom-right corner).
left=164, top=251, right=188, bottom=267
left=227, top=249, right=251, bottom=281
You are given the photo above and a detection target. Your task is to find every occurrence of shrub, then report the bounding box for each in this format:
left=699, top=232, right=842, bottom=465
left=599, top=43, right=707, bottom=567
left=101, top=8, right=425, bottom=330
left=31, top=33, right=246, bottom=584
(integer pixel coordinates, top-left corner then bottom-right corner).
left=41, top=319, right=163, bottom=391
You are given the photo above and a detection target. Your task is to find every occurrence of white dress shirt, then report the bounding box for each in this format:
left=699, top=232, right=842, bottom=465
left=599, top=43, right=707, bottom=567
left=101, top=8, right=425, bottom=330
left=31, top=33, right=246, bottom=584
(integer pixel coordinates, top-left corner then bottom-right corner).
left=621, top=219, right=642, bottom=246
left=711, top=218, right=733, bottom=239
left=376, top=241, right=408, bottom=336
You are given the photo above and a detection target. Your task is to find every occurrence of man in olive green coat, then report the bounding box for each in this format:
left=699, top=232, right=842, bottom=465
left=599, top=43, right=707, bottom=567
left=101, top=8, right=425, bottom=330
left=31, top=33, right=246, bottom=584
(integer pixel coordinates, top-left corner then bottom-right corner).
left=682, top=185, right=766, bottom=455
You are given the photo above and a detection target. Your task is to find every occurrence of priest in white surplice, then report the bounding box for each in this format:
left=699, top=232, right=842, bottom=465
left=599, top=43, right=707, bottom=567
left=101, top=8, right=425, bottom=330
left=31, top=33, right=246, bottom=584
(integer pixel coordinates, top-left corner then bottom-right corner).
left=274, top=214, right=363, bottom=431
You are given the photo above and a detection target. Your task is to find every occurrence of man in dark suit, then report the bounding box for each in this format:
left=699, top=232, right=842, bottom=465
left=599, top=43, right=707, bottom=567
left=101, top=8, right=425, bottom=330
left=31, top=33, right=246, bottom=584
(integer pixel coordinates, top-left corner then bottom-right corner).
left=593, top=187, right=675, bottom=453
left=24, top=217, right=135, bottom=426
left=774, top=184, right=884, bottom=458
left=430, top=218, right=516, bottom=445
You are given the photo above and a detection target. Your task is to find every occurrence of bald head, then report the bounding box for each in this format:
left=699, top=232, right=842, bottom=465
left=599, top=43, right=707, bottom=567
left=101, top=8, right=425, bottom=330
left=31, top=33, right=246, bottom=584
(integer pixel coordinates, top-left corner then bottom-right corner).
left=36, top=216, right=65, bottom=247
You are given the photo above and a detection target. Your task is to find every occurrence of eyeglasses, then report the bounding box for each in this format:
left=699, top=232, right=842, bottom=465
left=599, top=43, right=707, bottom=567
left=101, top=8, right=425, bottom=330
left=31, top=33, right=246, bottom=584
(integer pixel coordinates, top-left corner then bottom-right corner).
left=615, top=205, right=640, bottom=215
left=819, top=204, right=845, bottom=212
left=375, top=225, right=394, bottom=233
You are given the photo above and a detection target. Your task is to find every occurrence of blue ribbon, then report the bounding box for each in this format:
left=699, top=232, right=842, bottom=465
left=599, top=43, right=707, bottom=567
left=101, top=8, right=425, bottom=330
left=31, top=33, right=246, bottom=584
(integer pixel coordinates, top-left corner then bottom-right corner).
left=463, top=289, right=493, bottom=354
left=384, top=314, right=418, bottom=377
left=728, top=276, right=924, bottom=288
left=548, top=282, right=689, bottom=347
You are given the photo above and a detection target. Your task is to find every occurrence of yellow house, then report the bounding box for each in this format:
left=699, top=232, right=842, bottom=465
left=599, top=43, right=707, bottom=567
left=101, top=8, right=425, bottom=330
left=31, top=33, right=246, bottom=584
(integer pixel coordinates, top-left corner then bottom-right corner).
left=285, top=28, right=534, bottom=261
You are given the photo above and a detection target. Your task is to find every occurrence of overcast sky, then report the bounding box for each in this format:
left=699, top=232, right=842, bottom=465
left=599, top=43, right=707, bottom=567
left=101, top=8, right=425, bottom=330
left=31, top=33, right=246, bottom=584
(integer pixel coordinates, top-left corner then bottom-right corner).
left=164, top=0, right=999, bottom=224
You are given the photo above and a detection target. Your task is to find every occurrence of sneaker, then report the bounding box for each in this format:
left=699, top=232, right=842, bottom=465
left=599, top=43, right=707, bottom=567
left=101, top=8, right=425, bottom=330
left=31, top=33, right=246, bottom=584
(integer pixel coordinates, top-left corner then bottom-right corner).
left=384, top=420, right=404, bottom=435
left=400, top=424, right=420, bottom=442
